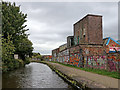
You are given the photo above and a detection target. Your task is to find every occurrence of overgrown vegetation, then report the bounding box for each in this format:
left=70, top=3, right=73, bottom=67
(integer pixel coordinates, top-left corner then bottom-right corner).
left=32, top=53, right=42, bottom=59
left=49, top=61, right=120, bottom=79
left=2, top=1, right=33, bottom=72
left=30, top=53, right=43, bottom=62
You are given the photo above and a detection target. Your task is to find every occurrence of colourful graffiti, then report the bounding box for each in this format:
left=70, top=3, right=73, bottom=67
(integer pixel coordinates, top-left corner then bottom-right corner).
left=107, top=55, right=120, bottom=72
left=87, top=56, right=106, bottom=69
left=64, top=56, right=69, bottom=63
left=69, top=53, right=83, bottom=67
left=57, top=49, right=69, bottom=63
left=109, top=47, right=120, bottom=53
left=52, top=47, right=120, bottom=72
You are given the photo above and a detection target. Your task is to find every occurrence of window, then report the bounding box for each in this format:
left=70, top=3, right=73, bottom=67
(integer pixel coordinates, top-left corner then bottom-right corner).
left=83, top=28, right=86, bottom=36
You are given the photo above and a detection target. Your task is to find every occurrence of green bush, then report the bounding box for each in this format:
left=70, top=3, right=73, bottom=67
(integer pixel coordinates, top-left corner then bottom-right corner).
left=13, top=59, right=20, bottom=69
left=7, top=61, right=14, bottom=70
left=16, top=59, right=24, bottom=67
left=2, top=63, right=8, bottom=73
left=24, top=57, right=30, bottom=64
left=2, top=59, right=25, bottom=73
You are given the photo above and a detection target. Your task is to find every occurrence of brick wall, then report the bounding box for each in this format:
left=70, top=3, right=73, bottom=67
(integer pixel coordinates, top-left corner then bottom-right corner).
left=52, top=48, right=59, bottom=61
left=87, top=15, right=103, bottom=44
left=59, top=44, right=67, bottom=52
left=52, top=14, right=120, bottom=72
left=107, top=53, right=120, bottom=72
left=74, top=14, right=103, bottom=45
left=67, top=36, right=74, bottom=48
left=52, top=44, right=119, bottom=72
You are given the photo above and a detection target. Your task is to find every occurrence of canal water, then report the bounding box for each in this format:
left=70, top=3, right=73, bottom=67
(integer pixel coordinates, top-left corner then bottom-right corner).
left=2, top=62, right=74, bottom=89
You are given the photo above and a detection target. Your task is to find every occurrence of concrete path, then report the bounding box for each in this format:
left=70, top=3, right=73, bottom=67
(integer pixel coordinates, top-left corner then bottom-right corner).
left=45, top=62, right=119, bottom=89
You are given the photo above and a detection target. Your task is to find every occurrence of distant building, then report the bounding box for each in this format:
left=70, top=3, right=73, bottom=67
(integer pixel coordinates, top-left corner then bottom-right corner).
left=52, top=48, right=59, bottom=61
left=43, top=55, right=52, bottom=61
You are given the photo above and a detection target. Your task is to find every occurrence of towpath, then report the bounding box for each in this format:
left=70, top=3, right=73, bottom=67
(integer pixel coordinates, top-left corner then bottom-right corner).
left=45, top=61, right=119, bottom=89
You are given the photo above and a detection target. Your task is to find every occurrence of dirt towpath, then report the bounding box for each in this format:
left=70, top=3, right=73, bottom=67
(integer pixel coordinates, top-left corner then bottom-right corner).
left=45, top=61, right=119, bottom=89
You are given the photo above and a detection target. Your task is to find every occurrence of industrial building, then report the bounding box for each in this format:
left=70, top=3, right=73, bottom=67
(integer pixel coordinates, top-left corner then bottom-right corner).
left=52, top=14, right=120, bottom=72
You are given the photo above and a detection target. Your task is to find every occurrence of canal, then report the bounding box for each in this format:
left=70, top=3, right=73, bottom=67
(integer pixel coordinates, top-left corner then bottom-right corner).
left=2, top=62, right=74, bottom=89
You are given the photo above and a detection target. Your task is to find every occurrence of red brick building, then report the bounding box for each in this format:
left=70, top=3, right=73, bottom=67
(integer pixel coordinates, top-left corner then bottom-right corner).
left=68, top=14, right=104, bottom=68
left=52, top=14, right=120, bottom=72
left=74, top=14, right=103, bottom=45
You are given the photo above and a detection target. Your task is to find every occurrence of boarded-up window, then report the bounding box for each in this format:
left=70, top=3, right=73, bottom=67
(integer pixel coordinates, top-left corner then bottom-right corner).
left=83, top=28, right=86, bottom=36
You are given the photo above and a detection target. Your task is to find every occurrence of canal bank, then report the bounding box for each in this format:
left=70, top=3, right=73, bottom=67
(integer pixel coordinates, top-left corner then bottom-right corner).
left=40, top=61, right=119, bottom=89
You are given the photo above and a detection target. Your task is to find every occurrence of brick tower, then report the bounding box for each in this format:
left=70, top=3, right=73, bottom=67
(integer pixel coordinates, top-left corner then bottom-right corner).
left=74, top=14, right=103, bottom=45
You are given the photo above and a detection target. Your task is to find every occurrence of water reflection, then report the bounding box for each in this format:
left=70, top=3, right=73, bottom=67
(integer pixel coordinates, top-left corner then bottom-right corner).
left=2, top=62, right=72, bottom=88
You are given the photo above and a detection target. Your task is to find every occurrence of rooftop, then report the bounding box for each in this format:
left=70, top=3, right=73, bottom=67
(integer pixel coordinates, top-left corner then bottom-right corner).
left=103, top=37, right=120, bottom=45
left=74, top=14, right=102, bottom=25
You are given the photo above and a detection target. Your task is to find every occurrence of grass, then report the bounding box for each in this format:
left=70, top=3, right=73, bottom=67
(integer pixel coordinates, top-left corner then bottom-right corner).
left=48, top=61, right=120, bottom=79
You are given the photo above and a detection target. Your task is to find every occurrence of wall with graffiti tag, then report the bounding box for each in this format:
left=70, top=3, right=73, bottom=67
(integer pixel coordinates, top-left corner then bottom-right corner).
left=69, top=53, right=84, bottom=67
left=68, top=46, right=84, bottom=67
left=57, top=49, right=69, bottom=63
left=85, top=56, right=107, bottom=69
left=107, top=54, right=120, bottom=72
left=52, top=45, right=120, bottom=72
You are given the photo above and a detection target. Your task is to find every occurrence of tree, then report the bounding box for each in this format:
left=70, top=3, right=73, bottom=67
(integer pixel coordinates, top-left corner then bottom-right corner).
left=32, top=53, right=42, bottom=60
left=16, top=38, right=33, bottom=60
left=1, top=2, right=33, bottom=72
left=2, top=1, right=33, bottom=61
left=2, top=2, right=28, bottom=39
left=2, top=34, right=15, bottom=71
left=2, top=34, right=15, bottom=62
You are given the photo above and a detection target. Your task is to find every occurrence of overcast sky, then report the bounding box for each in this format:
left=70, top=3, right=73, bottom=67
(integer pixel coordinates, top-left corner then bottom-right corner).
left=11, top=2, right=118, bottom=55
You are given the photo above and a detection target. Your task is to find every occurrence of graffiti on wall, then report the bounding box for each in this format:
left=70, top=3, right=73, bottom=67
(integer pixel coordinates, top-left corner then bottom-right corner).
left=109, top=47, right=120, bottom=53
left=53, top=47, right=120, bottom=72
left=64, top=56, right=69, bottom=63
left=87, top=56, right=106, bottom=69
left=58, top=49, right=69, bottom=63
left=69, top=53, right=83, bottom=67
left=107, top=55, right=120, bottom=72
